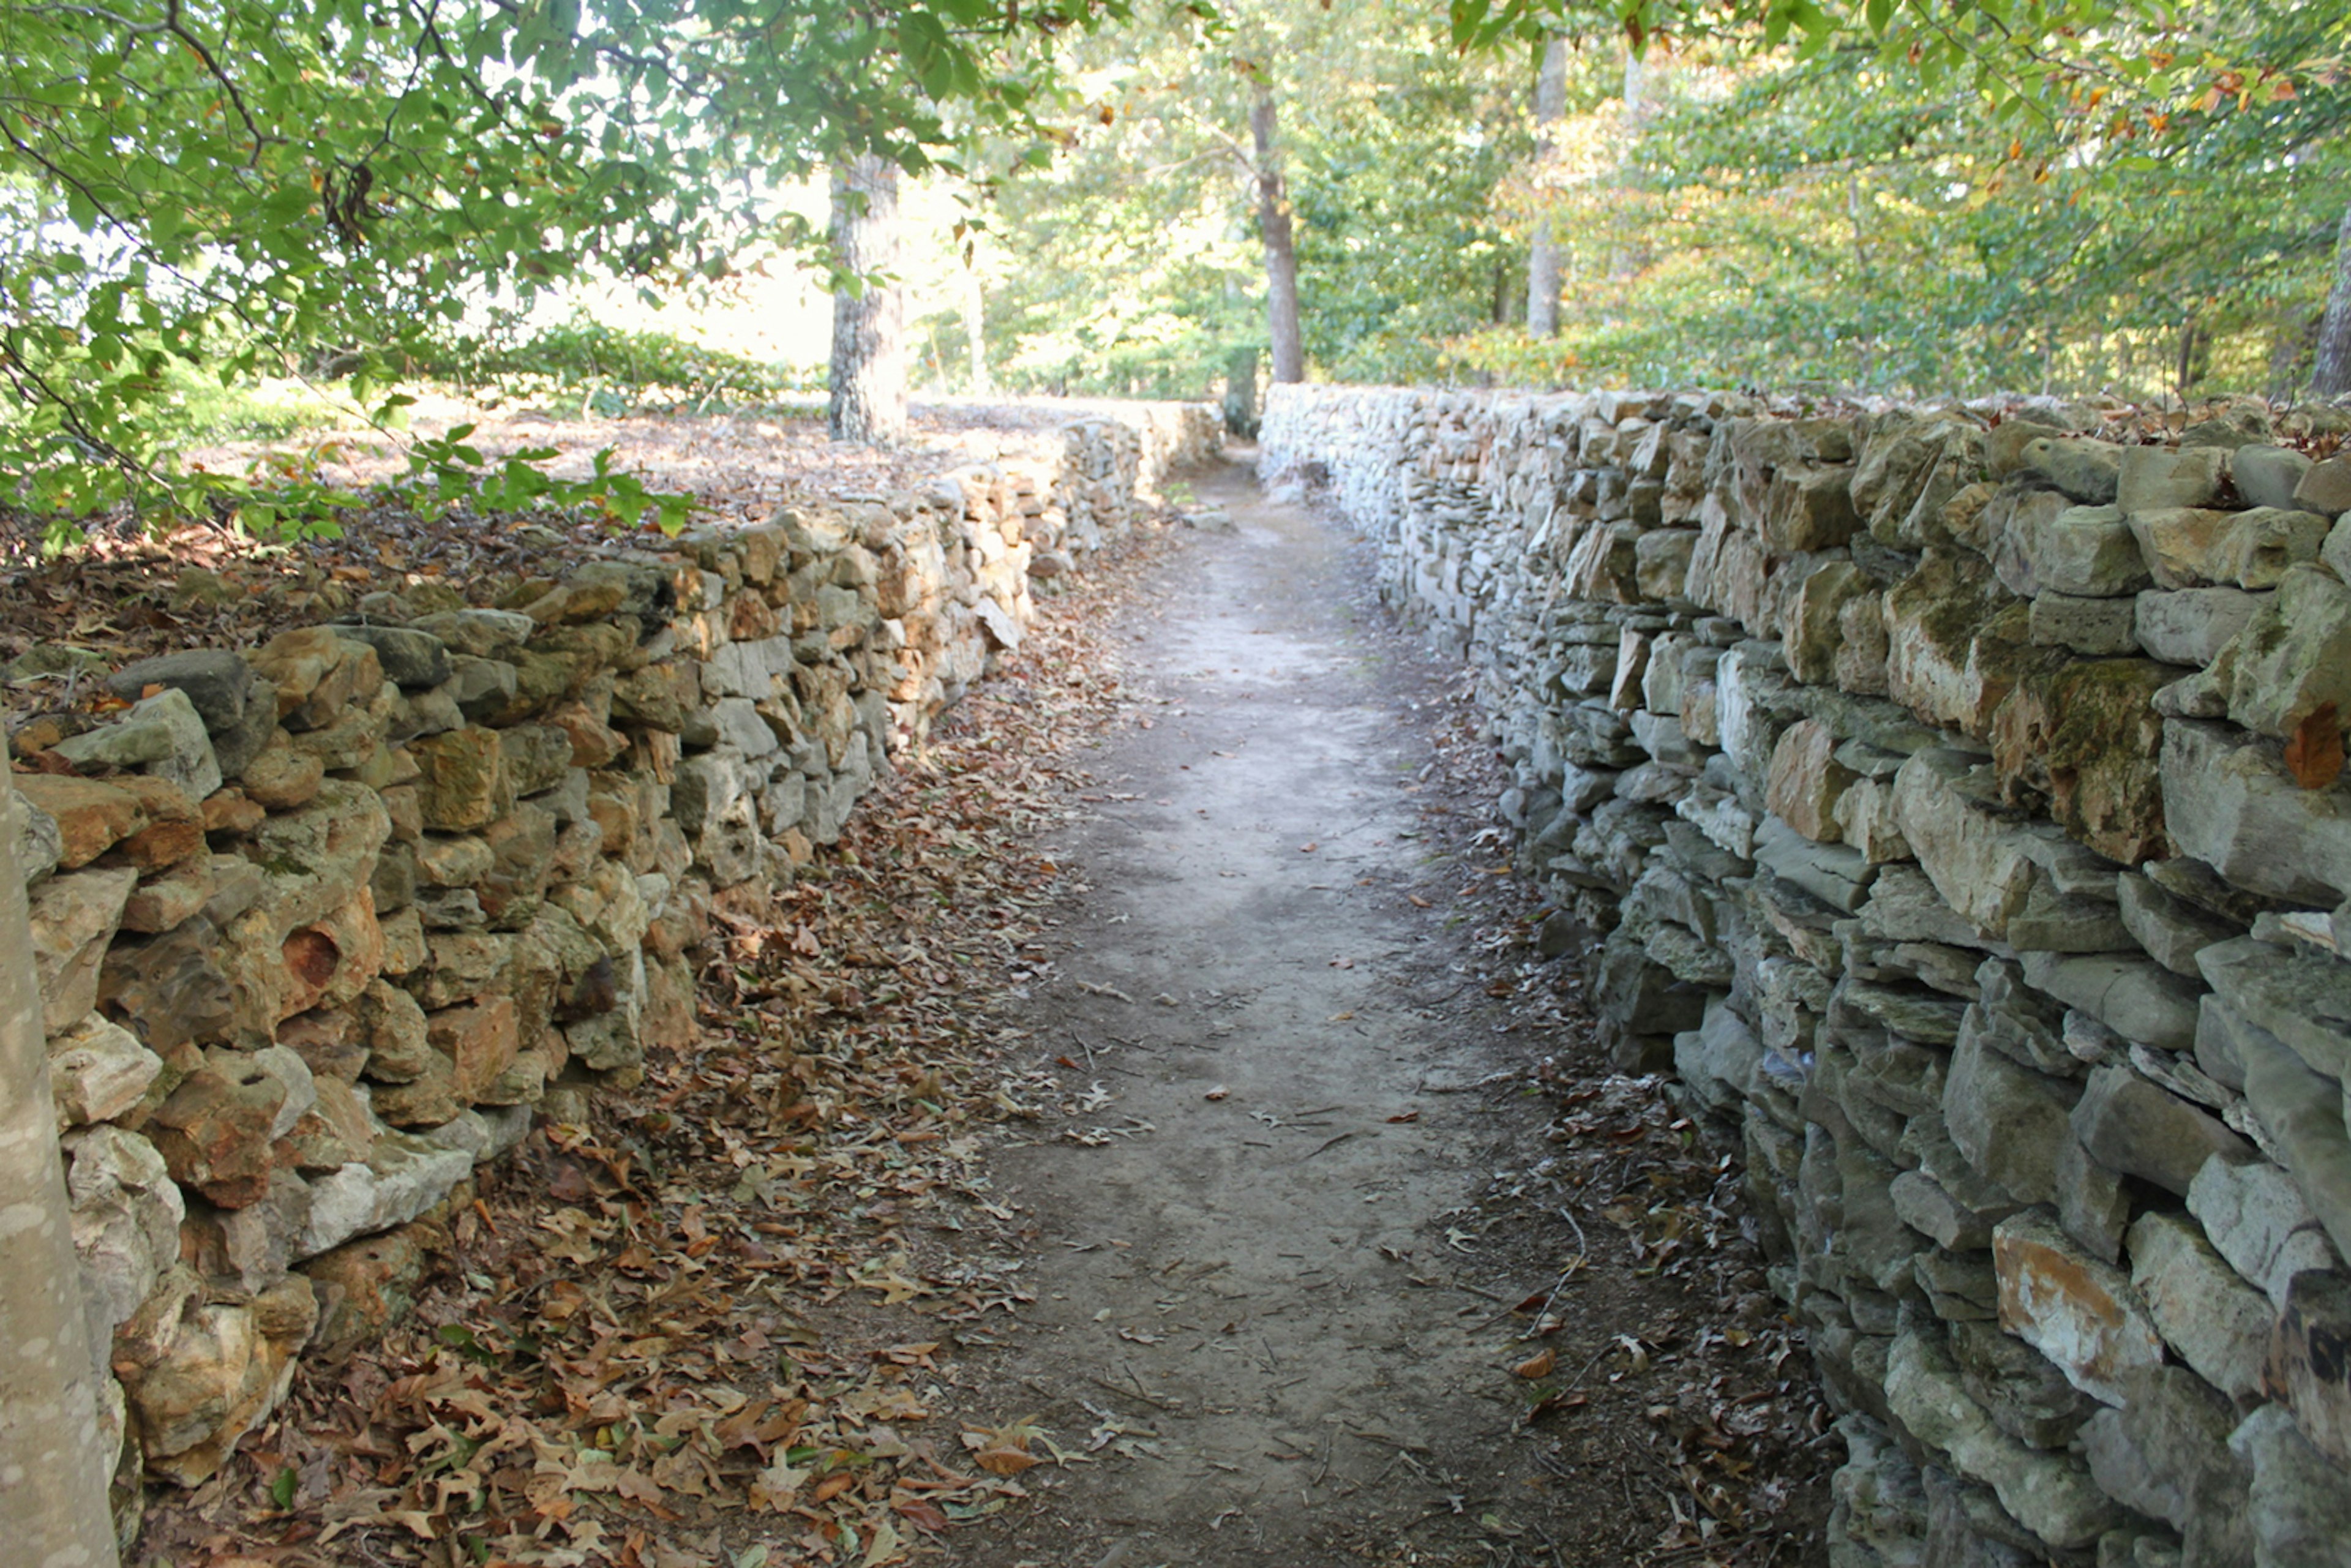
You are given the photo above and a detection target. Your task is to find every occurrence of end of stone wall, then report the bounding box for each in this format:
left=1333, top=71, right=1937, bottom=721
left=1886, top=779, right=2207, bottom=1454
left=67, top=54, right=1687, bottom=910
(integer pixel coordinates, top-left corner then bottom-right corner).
left=1265, top=381, right=2351, bottom=1565
left=21, top=402, right=1219, bottom=1517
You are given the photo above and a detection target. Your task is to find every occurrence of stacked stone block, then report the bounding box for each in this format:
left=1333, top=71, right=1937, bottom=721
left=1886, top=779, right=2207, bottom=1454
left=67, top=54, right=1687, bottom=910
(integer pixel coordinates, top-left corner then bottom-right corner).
left=1263, top=383, right=2351, bottom=1567
left=21, top=403, right=1218, bottom=1515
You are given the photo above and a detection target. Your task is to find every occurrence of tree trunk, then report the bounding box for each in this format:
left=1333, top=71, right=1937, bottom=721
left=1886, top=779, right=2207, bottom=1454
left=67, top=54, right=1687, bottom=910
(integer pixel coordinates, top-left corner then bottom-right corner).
left=2312, top=197, right=2351, bottom=398
left=962, top=246, right=991, bottom=396
left=0, top=774, right=121, bottom=1568
left=1525, top=37, right=1567, bottom=337
left=827, top=154, right=907, bottom=445
left=1250, top=86, right=1305, bottom=386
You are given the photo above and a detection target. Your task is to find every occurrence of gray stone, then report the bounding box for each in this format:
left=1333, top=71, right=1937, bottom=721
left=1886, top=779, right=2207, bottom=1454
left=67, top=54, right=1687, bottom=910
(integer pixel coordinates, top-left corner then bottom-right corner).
left=2019, top=950, right=2200, bottom=1051
left=2020, top=435, right=2123, bottom=504
left=410, top=607, right=533, bottom=659
left=1883, top=1321, right=2121, bottom=1548
left=1947, top=1024, right=2079, bottom=1206
left=2230, top=1014, right=2351, bottom=1269
left=46, top=1011, right=162, bottom=1127
left=2030, top=592, right=2140, bottom=655
left=2162, top=719, right=2351, bottom=907
left=61, top=1125, right=185, bottom=1346
left=2189, top=1154, right=2340, bottom=1308
left=53, top=686, right=220, bottom=800
left=298, top=1127, right=474, bottom=1258
left=2118, top=871, right=2243, bottom=977
left=331, top=625, right=452, bottom=688
left=2134, top=586, right=2269, bottom=667
left=1947, top=1316, right=2099, bottom=1449
left=2235, top=445, right=2315, bottom=512
left=1970, top=957, right=2083, bottom=1078
left=2118, top=445, right=2228, bottom=513
left=1755, top=814, right=1877, bottom=912
left=2072, top=1064, right=2251, bottom=1196
left=1673, top=998, right=1763, bottom=1115
left=2008, top=503, right=2151, bottom=598
left=2056, top=1128, right=2133, bottom=1264
left=2292, top=456, right=2351, bottom=517
left=1995, top=1207, right=2167, bottom=1407
left=2198, top=936, right=2351, bottom=1081
left=2206, top=565, right=2351, bottom=743
left=2080, top=1366, right=2249, bottom=1559
left=105, top=650, right=253, bottom=732
left=446, top=655, right=520, bottom=722
left=2128, top=1209, right=2273, bottom=1400
left=682, top=696, right=779, bottom=759
left=1892, top=1169, right=2007, bottom=1251
left=2267, top=1268, right=2351, bottom=1471
left=2228, top=1404, right=2351, bottom=1568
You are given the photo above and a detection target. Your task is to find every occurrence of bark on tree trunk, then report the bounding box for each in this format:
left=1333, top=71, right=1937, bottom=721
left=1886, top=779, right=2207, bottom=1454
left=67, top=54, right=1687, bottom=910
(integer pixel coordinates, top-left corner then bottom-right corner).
left=828, top=154, right=907, bottom=445
left=2312, top=197, right=2351, bottom=398
left=1250, top=87, right=1305, bottom=386
left=1525, top=37, right=1567, bottom=338
left=0, top=774, right=121, bottom=1568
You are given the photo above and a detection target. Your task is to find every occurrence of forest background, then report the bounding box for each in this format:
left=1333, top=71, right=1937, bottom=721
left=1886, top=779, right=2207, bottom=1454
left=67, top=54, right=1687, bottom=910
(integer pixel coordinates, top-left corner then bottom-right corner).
left=0, top=0, right=2347, bottom=535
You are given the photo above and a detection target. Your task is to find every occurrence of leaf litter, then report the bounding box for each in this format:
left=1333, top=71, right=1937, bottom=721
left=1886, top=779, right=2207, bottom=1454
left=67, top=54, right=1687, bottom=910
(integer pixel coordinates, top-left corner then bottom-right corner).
left=133, top=471, right=1194, bottom=1568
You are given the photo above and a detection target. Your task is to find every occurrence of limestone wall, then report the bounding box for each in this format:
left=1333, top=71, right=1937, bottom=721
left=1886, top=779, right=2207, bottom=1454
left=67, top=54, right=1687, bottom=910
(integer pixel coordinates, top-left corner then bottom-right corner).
left=21, top=403, right=1219, bottom=1512
left=1262, top=383, right=2351, bottom=1566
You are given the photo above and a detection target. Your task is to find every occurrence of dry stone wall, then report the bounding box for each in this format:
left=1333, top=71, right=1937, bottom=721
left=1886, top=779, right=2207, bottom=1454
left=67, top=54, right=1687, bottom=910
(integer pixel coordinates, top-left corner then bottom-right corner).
left=1262, top=383, right=2351, bottom=1568
left=20, top=403, right=1218, bottom=1520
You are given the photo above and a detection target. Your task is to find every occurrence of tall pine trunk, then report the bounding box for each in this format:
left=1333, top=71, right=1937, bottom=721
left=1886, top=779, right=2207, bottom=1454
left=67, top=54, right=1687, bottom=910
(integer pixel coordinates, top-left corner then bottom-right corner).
left=0, top=774, right=121, bottom=1567
left=1250, top=86, right=1304, bottom=385
left=828, top=154, right=907, bottom=445
left=1525, top=37, right=1567, bottom=337
left=2313, top=197, right=2351, bottom=398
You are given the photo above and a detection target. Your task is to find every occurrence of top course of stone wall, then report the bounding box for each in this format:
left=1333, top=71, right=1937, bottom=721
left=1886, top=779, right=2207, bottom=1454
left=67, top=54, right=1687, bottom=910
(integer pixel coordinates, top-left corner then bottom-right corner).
left=1262, top=383, right=2351, bottom=1568
left=13, top=399, right=1221, bottom=1513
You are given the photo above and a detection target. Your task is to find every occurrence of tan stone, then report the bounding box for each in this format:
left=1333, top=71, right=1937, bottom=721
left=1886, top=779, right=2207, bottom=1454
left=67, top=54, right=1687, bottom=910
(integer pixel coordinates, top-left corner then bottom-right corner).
left=199, top=787, right=266, bottom=837
left=239, top=732, right=324, bottom=811
left=1995, top=1208, right=2165, bottom=1406
left=1832, top=776, right=1913, bottom=863
left=410, top=726, right=509, bottom=831
left=426, top=997, right=519, bottom=1102
left=1990, top=659, right=2172, bottom=865
left=1884, top=549, right=2057, bottom=740
left=16, top=773, right=148, bottom=867
left=29, top=865, right=137, bottom=1033
left=1764, top=719, right=1855, bottom=843
left=116, top=1270, right=318, bottom=1485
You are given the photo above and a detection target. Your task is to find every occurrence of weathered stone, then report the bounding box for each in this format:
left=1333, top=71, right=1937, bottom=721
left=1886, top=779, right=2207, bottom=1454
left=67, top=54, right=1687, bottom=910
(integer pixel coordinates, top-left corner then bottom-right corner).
left=2006, top=501, right=2151, bottom=598
left=499, top=724, right=575, bottom=797
left=1989, top=658, right=2171, bottom=865
left=2071, top=1065, right=2251, bottom=1196
left=53, top=686, right=221, bottom=800
left=2229, top=1403, right=2351, bottom=1568
left=2163, top=718, right=2351, bottom=907
left=410, top=607, right=533, bottom=659
left=2235, top=445, right=2315, bottom=511
left=1947, top=1023, right=2078, bottom=1206
left=47, top=1011, right=162, bottom=1127
left=2202, top=564, right=2351, bottom=745
left=1754, top=815, right=1876, bottom=912
left=2130, top=505, right=2331, bottom=591
left=116, top=1269, right=317, bottom=1486
left=1766, top=718, right=1856, bottom=843
left=29, top=865, right=137, bottom=1034
left=15, top=773, right=147, bottom=868
left=2266, top=1269, right=2351, bottom=1474
left=2293, top=455, right=2351, bottom=517
left=1946, top=1316, right=2099, bottom=1449
left=1883, top=550, right=2050, bottom=740
left=2117, top=445, right=2227, bottom=513
left=2134, top=585, right=2268, bottom=667
left=2020, top=950, right=2200, bottom=1051
left=299, top=1126, right=474, bottom=1258
left=1883, top=1321, right=2121, bottom=1548
left=1994, top=1207, right=2165, bottom=1406
left=445, top=655, right=520, bottom=722
left=2019, top=435, right=2123, bottom=505
left=1891, top=751, right=2048, bottom=943
left=2229, top=1016, right=2351, bottom=1273
left=106, top=650, right=253, bottom=732
left=2080, top=1365, right=2250, bottom=1559
left=356, top=978, right=432, bottom=1083
left=2126, top=1209, right=2272, bottom=1400
left=331, top=625, right=452, bottom=688
left=2118, top=871, right=2241, bottom=978
left=61, top=1124, right=184, bottom=1341
left=411, top=726, right=510, bottom=831
left=2199, top=936, right=2351, bottom=1081
left=425, top=997, right=519, bottom=1103
left=146, top=1056, right=287, bottom=1209
left=239, top=732, right=324, bottom=811
left=2028, top=592, right=2138, bottom=655
left=2191, top=1154, right=2340, bottom=1308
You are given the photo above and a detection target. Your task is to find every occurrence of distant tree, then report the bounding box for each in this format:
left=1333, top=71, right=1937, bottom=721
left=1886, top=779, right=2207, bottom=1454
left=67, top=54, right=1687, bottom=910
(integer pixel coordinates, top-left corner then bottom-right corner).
left=830, top=157, right=909, bottom=444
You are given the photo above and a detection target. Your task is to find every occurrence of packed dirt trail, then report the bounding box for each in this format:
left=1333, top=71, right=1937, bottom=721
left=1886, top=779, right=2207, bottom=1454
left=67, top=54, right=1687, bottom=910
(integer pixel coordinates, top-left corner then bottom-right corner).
left=949, top=457, right=1655, bottom=1567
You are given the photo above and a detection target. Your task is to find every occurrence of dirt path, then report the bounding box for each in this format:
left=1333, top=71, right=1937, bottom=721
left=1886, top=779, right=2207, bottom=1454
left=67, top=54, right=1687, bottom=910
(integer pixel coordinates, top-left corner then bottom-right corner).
left=934, top=461, right=1671, bottom=1567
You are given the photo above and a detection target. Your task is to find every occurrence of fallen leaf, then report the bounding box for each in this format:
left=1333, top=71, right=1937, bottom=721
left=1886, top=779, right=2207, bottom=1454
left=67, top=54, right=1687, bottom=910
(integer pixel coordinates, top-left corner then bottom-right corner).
left=2285, top=702, right=2344, bottom=789
left=1515, top=1348, right=1558, bottom=1380
left=1204, top=1085, right=1229, bottom=1101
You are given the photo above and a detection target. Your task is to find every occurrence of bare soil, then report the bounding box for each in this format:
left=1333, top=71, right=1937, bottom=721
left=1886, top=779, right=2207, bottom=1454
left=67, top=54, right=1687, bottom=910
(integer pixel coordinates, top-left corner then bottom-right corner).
left=929, top=460, right=1833, bottom=1568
